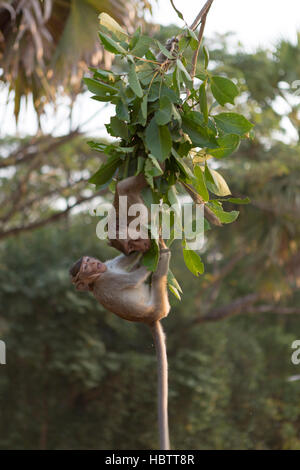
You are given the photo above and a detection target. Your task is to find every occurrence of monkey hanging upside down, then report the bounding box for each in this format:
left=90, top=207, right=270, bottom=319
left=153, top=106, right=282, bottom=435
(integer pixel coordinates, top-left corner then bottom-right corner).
left=69, top=249, right=170, bottom=325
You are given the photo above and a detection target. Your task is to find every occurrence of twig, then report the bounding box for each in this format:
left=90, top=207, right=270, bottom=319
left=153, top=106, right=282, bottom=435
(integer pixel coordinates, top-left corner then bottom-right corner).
left=189, top=0, right=214, bottom=31
left=0, top=190, right=106, bottom=241
left=191, top=14, right=207, bottom=79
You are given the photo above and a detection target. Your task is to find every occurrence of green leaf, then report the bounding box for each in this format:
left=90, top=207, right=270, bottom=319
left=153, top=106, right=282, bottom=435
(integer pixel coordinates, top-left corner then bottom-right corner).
left=182, top=111, right=219, bottom=148
left=160, top=84, right=181, bottom=103
left=167, top=269, right=182, bottom=300
left=90, top=68, right=116, bottom=82
left=170, top=0, right=184, bottom=20
left=224, top=197, right=251, bottom=205
left=187, top=29, right=198, bottom=50
left=207, top=134, right=240, bottom=158
left=207, top=169, right=231, bottom=196
left=214, top=113, right=253, bottom=136
left=203, top=46, right=209, bottom=69
left=156, top=40, right=174, bottom=59
left=155, top=95, right=173, bottom=125
left=89, top=154, right=121, bottom=186
left=136, top=62, right=156, bottom=85
left=171, top=148, right=194, bottom=179
left=98, top=31, right=127, bottom=55
left=176, top=59, right=192, bottom=87
left=128, top=64, right=143, bottom=98
left=109, top=116, right=128, bottom=139
left=141, top=239, right=159, bottom=272
left=135, top=156, right=145, bottom=175
left=83, top=78, right=117, bottom=96
left=116, top=99, right=129, bottom=121
left=183, top=248, right=204, bottom=276
left=178, top=36, right=190, bottom=52
left=172, top=66, right=181, bottom=96
left=204, top=162, right=215, bottom=184
left=98, top=13, right=128, bottom=41
left=145, top=118, right=172, bottom=162
left=199, top=82, right=208, bottom=123
left=131, top=35, right=152, bottom=57
left=193, top=165, right=209, bottom=202
left=211, top=76, right=239, bottom=106
left=144, top=155, right=163, bottom=188
left=208, top=203, right=239, bottom=224
left=141, top=93, right=148, bottom=120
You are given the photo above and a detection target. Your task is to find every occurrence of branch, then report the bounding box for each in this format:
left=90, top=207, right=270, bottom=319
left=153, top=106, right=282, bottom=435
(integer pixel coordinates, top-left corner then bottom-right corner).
left=189, top=0, right=214, bottom=31
left=0, top=176, right=92, bottom=225
left=191, top=14, right=207, bottom=79
left=0, top=190, right=105, bottom=241
left=191, top=294, right=300, bottom=325
left=0, top=130, right=80, bottom=168
left=192, top=294, right=259, bottom=324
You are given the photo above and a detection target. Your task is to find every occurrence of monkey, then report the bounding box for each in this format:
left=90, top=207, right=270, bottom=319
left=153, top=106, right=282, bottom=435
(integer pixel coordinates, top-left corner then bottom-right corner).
left=69, top=248, right=171, bottom=449
left=108, top=173, right=151, bottom=255
left=108, top=172, right=222, bottom=256
left=70, top=249, right=170, bottom=324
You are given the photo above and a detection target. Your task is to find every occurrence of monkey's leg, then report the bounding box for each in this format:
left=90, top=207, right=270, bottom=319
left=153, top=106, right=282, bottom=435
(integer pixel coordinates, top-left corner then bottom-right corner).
left=117, top=173, right=147, bottom=195
left=150, top=321, right=170, bottom=450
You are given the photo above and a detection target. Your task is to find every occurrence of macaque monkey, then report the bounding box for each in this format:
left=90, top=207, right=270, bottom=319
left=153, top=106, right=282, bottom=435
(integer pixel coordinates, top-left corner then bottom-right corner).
left=108, top=173, right=151, bottom=255
left=70, top=249, right=170, bottom=324
left=69, top=248, right=171, bottom=449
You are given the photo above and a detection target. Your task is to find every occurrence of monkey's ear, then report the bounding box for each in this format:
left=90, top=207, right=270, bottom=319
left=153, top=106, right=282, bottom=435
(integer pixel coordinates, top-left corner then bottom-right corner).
left=69, top=257, right=83, bottom=277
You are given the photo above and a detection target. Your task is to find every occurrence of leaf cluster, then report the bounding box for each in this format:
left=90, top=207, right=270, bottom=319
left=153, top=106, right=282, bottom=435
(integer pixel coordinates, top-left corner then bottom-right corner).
left=85, top=14, right=253, bottom=286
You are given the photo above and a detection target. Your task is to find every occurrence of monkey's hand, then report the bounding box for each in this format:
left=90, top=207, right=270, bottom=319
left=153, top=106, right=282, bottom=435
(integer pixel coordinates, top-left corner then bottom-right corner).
left=69, top=256, right=106, bottom=291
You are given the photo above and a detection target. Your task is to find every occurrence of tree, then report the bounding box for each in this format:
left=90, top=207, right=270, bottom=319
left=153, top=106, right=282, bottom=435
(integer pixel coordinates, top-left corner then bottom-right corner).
left=0, top=0, right=150, bottom=121
left=0, top=0, right=151, bottom=240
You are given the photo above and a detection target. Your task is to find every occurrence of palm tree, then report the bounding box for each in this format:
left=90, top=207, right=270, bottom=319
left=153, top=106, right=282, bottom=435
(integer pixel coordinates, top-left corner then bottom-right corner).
left=0, top=0, right=150, bottom=120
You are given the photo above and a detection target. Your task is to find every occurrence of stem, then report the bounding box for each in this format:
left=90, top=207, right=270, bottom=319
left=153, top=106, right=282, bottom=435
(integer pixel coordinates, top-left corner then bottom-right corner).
left=191, top=15, right=207, bottom=79
left=151, top=321, right=170, bottom=450
left=189, top=0, right=214, bottom=31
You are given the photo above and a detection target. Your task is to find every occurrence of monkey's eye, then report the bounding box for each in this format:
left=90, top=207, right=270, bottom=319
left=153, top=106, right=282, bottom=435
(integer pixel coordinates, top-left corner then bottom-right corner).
left=86, top=257, right=90, bottom=262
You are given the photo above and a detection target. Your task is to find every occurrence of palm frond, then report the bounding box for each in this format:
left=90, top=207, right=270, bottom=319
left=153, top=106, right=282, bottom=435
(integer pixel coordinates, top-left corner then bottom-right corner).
left=0, top=0, right=151, bottom=120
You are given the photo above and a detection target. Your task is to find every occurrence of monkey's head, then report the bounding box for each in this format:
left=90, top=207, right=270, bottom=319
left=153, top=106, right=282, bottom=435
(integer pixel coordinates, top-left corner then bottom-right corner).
left=69, top=256, right=107, bottom=291
left=108, top=237, right=151, bottom=255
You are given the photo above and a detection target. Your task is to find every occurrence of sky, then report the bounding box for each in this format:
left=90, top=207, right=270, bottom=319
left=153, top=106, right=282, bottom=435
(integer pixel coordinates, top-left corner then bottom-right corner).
left=151, top=0, right=300, bottom=50
left=0, top=0, right=299, bottom=137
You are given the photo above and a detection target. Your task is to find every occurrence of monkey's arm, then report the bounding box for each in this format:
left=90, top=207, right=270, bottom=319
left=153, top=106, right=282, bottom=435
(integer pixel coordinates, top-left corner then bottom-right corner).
left=109, top=252, right=142, bottom=270
left=120, top=266, right=152, bottom=288
left=103, top=264, right=151, bottom=289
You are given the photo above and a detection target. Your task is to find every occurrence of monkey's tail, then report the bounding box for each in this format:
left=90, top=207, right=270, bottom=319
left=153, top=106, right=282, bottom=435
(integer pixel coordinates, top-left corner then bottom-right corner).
left=150, top=320, right=170, bottom=450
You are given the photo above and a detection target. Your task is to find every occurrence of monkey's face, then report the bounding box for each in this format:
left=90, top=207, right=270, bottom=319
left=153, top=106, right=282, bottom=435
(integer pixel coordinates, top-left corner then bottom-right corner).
left=109, top=237, right=151, bottom=255
left=70, top=256, right=106, bottom=291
